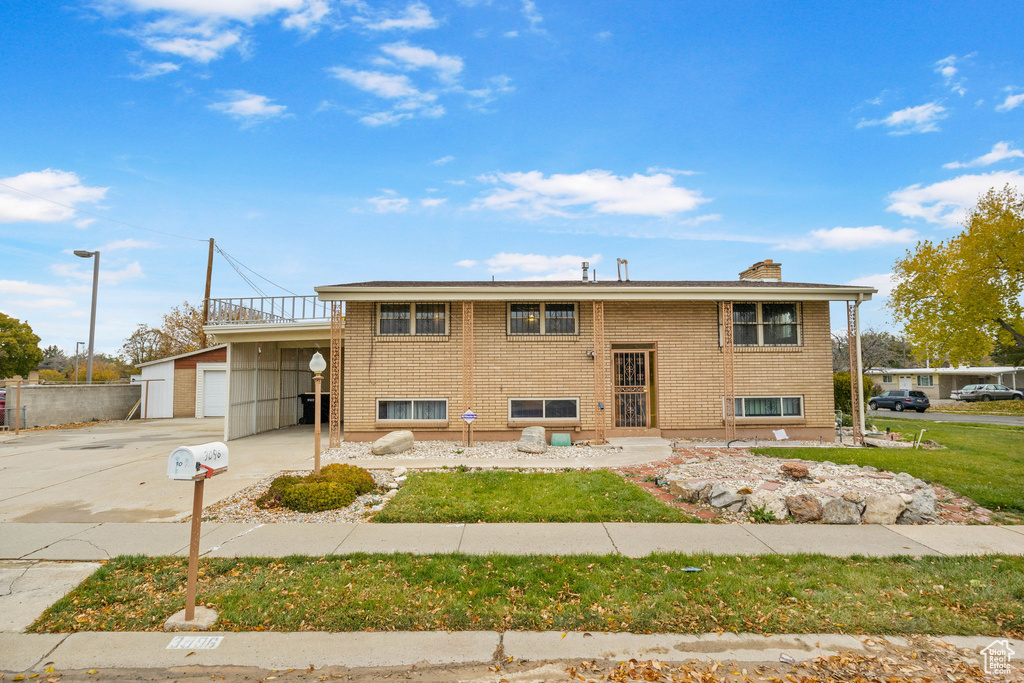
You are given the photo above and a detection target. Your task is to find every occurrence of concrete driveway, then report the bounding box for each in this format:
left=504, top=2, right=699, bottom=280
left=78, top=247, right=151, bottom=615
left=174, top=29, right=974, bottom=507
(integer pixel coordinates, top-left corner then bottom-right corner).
left=0, top=419, right=314, bottom=523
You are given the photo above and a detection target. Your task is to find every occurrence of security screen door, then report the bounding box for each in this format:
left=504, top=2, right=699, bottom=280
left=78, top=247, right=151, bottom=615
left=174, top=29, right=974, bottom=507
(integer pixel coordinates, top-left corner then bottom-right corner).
left=613, top=350, right=650, bottom=428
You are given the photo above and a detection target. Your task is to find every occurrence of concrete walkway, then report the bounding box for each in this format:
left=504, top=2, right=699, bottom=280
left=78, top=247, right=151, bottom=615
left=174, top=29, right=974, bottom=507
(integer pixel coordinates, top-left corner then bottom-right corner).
left=2, top=630, right=1020, bottom=673
left=3, top=521, right=1023, bottom=560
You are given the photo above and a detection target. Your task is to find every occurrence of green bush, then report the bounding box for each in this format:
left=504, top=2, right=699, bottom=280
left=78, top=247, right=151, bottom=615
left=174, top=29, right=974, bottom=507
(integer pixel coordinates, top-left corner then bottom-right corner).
left=281, top=481, right=357, bottom=513
left=313, top=463, right=376, bottom=495
left=255, top=475, right=304, bottom=509
left=833, top=372, right=875, bottom=415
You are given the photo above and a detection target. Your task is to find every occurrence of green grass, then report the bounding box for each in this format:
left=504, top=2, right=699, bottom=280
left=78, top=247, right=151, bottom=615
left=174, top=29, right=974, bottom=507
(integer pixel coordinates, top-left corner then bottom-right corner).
left=752, top=418, right=1024, bottom=515
left=934, top=400, right=1024, bottom=415
left=31, top=554, right=1024, bottom=636
left=373, top=469, right=691, bottom=523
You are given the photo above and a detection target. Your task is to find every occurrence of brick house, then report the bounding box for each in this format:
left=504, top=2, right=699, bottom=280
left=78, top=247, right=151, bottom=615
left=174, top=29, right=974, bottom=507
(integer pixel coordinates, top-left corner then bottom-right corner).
left=206, top=260, right=875, bottom=443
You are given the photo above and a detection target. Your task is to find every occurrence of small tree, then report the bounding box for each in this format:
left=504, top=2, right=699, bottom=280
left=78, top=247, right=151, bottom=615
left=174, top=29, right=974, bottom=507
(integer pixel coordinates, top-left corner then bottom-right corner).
left=831, top=328, right=917, bottom=373
left=0, top=313, right=44, bottom=379
left=120, top=302, right=207, bottom=366
left=121, top=324, right=171, bottom=366
left=38, top=344, right=69, bottom=372
left=833, top=372, right=875, bottom=416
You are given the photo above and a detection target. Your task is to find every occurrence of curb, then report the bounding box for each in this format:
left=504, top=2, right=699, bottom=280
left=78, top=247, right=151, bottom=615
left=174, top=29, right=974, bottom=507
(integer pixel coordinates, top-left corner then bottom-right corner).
left=2, top=631, right=1019, bottom=673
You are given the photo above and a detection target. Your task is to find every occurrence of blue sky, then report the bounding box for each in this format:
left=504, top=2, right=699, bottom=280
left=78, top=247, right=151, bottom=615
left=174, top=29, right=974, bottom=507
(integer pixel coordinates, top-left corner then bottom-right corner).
left=2, top=0, right=1024, bottom=354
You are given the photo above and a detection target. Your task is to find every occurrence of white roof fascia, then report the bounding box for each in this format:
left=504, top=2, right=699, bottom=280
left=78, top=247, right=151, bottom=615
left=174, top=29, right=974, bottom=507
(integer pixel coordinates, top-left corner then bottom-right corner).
left=204, top=321, right=334, bottom=344
left=136, top=344, right=228, bottom=368
left=866, top=366, right=1024, bottom=375
left=315, top=285, right=875, bottom=303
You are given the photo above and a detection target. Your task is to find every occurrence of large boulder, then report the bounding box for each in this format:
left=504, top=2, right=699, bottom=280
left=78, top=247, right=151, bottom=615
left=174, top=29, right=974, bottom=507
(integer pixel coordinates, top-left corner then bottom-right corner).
left=862, top=494, right=907, bottom=524
left=517, top=426, right=548, bottom=454
left=785, top=494, right=823, bottom=522
left=669, top=479, right=711, bottom=502
left=745, top=490, right=787, bottom=519
left=708, top=484, right=746, bottom=510
left=822, top=498, right=862, bottom=524
left=371, top=430, right=414, bottom=455
left=898, top=489, right=938, bottom=524
left=780, top=462, right=810, bottom=479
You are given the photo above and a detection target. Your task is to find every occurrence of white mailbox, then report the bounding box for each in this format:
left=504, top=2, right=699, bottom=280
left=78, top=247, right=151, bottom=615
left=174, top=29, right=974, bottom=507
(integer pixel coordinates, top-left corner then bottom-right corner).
left=167, top=442, right=229, bottom=481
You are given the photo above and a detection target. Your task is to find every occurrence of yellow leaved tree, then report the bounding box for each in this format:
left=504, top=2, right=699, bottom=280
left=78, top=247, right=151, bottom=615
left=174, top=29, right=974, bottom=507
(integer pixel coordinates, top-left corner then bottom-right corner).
left=889, top=186, right=1024, bottom=365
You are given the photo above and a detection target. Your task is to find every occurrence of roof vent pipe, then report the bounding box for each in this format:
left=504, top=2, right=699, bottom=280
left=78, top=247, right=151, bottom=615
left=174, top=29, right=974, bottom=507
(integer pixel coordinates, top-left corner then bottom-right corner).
left=616, top=258, right=629, bottom=281
left=581, top=261, right=590, bottom=282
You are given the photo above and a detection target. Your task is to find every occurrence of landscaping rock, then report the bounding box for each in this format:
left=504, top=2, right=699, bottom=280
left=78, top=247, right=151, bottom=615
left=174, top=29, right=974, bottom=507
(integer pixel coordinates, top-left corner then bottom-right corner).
left=781, top=462, right=810, bottom=479
left=669, top=479, right=710, bottom=502
left=393, top=466, right=408, bottom=477
left=841, top=491, right=864, bottom=504
left=898, top=489, right=938, bottom=524
left=822, top=498, right=862, bottom=524
left=372, top=430, right=414, bottom=455
left=708, top=484, right=745, bottom=509
left=384, top=489, right=398, bottom=499
left=785, top=494, right=823, bottom=522
left=862, top=494, right=906, bottom=524
left=745, top=490, right=787, bottom=519
left=164, top=606, right=218, bottom=631
left=516, top=426, right=548, bottom=454
left=896, top=473, right=926, bottom=489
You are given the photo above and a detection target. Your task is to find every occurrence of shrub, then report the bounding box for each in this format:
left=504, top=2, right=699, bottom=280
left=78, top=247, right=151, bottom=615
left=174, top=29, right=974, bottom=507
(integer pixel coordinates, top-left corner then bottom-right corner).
left=255, top=475, right=304, bottom=509
left=313, top=463, right=375, bottom=495
left=281, top=481, right=357, bottom=513
left=833, top=372, right=875, bottom=415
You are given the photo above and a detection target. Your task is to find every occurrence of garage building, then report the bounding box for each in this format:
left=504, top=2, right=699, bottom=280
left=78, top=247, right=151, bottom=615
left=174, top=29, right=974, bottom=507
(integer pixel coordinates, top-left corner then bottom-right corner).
left=137, top=345, right=228, bottom=419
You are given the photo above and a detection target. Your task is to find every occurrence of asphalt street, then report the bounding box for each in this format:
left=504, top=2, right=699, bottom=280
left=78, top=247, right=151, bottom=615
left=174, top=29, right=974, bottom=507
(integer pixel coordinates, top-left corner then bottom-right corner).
left=868, top=408, right=1024, bottom=426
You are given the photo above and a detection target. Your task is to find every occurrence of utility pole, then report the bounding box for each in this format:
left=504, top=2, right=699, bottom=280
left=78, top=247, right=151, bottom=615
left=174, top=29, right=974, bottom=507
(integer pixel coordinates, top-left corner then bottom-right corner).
left=201, top=238, right=214, bottom=346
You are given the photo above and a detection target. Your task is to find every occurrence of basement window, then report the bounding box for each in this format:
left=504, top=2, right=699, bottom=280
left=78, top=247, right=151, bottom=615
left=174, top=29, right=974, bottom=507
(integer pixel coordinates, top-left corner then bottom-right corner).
left=509, top=398, right=579, bottom=420
left=730, top=396, right=803, bottom=418
left=377, top=399, right=448, bottom=421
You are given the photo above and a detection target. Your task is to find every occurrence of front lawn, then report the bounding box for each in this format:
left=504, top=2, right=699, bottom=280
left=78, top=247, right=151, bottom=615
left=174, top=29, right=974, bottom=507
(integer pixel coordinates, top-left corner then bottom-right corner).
left=934, top=400, right=1024, bottom=416
left=752, top=418, right=1024, bottom=516
left=374, top=469, right=691, bottom=523
left=32, top=554, right=1024, bottom=636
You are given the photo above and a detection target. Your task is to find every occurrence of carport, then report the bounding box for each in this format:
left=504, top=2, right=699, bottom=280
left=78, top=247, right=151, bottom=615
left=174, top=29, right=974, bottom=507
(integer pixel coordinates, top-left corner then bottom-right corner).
left=204, top=296, right=340, bottom=441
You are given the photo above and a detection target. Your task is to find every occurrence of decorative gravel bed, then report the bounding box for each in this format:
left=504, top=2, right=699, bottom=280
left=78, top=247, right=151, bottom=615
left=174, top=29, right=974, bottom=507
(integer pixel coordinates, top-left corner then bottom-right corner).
left=322, top=439, right=607, bottom=461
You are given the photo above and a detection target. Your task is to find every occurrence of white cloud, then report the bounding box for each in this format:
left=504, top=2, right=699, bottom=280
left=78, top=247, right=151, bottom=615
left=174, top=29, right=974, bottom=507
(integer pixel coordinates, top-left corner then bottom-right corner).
left=0, top=169, right=108, bottom=224
left=504, top=30, right=518, bottom=38
left=95, top=238, right=162, bottom=251
left=996, top=88, right=1024, bottom=112
left=138, top=20, right=244, bottom=62
left=846, top=273, right=896, bottom=297
left=520, top=0, right=543, bottom=33
left=379, top=42, right=463, bottom=82
left=366, top=191, right=409, bottom=213
left=645, top=166, right=698, bottom=176
left=857, top=101, right=947, bottom=134
left=127, top=60, right=181, bottom=79
left=483, top=252, right=601, bottom=281
left=454, top=259, right=478, bottom=268
left=116, top=0, right=307, bottom=21
left=357, top=2, right=438, bottom=30
left=474, top=169, right=709, bottom=217
left=943, top=141, right=1024, bottom=169
left=209, top=90, right=290, bottom=126
left=934, top=54, right=972, bottom=96
left=420, top=197, right=446, bottom=207
left=886, top=170, right=1024, bottom=226
left=595, top=30, right=611, bottom=40
left=432, top=155, right=454, bottom=165
left=50, top=261, right=145, bottom=286
left=446, top=179, right=467, bottom=185
left=331, top=68, right=424, bottom=99
left=778, top=226, right=918, bottom=251
left=280, top=0, right=330, bottom=32
left=0, top=280, right=82, bottom=298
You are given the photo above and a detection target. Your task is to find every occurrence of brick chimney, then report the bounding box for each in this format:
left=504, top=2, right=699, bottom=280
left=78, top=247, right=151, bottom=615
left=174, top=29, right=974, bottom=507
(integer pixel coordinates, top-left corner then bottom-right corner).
left=739, top=259, right=782, bottom=282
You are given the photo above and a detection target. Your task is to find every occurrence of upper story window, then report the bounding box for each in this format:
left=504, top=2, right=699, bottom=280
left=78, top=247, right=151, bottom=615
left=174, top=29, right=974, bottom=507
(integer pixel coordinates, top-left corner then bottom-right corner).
left=378, top=303, right=447, bottom=336
left=732, top=302, right=800, bottom=346
left=508, top=302, right=578, bottom=336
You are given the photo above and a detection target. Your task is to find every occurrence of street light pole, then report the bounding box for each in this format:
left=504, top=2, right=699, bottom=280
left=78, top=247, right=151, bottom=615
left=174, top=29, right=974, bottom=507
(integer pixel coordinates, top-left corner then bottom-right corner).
left=74, top=250, right=100, bottom=384
left=74, top=341, right=84, bottom=384
left=309, top=352, right=327, bottom=475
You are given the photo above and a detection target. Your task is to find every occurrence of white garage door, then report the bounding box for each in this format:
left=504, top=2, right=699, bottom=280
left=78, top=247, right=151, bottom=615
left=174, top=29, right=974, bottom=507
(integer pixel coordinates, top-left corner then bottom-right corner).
left=202, top=370, right=227, bottom=417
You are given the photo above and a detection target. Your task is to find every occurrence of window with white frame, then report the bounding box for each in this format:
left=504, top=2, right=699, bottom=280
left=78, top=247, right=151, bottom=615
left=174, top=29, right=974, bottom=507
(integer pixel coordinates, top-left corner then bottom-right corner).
left=377, top=303, right=447, bottom=336
left=917, top=375, right=934, bottom=387
left=509, top=398, right=579, bottom=420
left=731, top=396, right=803, bottom=418
left=730, top=302, right=800, bottom=346
left=882, top=374, right=893, bottom=383
left=508, top=303, right=577, bottom=335
left=377, top=399, right=448, bottom=421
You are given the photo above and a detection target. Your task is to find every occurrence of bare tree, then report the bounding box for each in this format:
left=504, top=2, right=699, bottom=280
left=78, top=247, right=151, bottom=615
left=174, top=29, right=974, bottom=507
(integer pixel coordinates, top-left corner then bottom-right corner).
left=832, top=328, right=917, bottom=372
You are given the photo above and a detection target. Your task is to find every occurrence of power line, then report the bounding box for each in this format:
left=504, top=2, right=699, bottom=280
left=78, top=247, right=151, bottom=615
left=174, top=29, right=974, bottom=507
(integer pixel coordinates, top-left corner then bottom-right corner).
left=0, top=181, right=208, bottom=243
left=216, top=245, right=298, bottom=296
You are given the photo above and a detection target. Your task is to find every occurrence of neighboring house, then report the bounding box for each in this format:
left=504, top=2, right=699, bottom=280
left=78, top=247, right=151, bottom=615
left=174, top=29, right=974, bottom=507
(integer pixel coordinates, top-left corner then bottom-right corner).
left=866, top=366, right=1024, bottom=401
left=136, top=345, right=228, bottom=418
left=206, top=260, right=875, bottom=442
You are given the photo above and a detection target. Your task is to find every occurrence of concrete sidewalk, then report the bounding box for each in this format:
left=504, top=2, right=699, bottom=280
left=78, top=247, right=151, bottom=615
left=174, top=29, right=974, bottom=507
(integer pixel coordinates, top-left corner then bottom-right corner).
left=3, top=521, right=1024, bottom=560
left=3, top=630, right=1020, bottom=673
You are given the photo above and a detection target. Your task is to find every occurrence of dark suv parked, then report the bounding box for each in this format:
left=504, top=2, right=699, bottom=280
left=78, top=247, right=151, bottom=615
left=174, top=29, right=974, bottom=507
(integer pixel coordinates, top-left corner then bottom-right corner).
left=868, top=390, right=930, bottom=413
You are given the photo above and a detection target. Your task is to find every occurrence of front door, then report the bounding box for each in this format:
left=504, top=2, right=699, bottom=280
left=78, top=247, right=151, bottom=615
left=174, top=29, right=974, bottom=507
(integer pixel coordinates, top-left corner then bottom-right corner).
left=613, top=350, right=650, bottom=428
left=898, top=376, right=912, bottom=390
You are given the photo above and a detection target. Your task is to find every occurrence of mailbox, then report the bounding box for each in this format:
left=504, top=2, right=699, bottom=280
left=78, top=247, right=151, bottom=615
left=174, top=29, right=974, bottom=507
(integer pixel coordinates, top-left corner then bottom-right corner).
left=167, top=442, right=229, bottom=481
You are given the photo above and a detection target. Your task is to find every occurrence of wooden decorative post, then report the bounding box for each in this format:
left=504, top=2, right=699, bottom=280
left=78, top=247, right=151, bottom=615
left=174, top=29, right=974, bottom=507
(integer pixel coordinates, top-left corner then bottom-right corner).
left=329, top=302, right=343, bottom=448
left=592, top=301, right=607, bottom=444
left=847, top=301, right=864, bottom=445
left=722, top=301, right=737, bottom=442
left=462, top=301, right=475, bottom=446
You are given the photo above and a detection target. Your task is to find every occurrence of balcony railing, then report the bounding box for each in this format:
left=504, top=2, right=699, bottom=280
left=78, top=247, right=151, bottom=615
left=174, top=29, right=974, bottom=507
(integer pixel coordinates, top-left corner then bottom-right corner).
left=206, top=296, right=333, bottom=325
